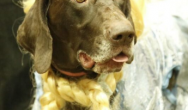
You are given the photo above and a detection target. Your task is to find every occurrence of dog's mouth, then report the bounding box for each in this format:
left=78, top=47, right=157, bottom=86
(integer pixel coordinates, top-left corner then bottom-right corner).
left=52, top=51, right=131, bottom=77
left=78, top=51, right=130, bottom=74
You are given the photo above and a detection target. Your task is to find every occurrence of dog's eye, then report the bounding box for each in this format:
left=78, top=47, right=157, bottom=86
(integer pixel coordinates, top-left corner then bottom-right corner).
left=76, top=0, right=86, bottom=3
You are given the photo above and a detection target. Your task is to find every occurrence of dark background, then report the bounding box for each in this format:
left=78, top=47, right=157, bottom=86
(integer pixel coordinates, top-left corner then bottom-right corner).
left=0, top=0, right=33, bottom=110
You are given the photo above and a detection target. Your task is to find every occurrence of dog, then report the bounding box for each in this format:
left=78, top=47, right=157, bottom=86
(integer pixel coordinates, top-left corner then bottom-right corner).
left=17, top=0, right=140, bottom=109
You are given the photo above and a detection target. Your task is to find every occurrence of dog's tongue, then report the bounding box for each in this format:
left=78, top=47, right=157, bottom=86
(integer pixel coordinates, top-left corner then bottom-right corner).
left=79, top=53, right=95, bottom=69
left=112, top=54, right=129, bottom=62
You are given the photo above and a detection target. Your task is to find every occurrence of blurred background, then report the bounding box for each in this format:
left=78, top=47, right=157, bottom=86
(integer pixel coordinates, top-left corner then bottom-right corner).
left=0, top=0, right=33, bottom=110
left=122, top=0, right=188, bottom=109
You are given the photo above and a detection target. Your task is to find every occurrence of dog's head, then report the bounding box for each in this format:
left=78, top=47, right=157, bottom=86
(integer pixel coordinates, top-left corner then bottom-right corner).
left=17, top=0, right=136, bottom=75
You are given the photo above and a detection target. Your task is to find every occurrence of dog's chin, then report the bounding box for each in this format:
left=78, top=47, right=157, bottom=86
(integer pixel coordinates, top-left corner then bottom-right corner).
left=78, top=51, right=131, bottom=74
left=92, top=60, right=124, bottom=74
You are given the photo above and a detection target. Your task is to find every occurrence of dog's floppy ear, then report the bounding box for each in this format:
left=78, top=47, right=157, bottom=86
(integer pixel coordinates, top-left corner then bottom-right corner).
left=17, top=0, right=52, bottom=73
left=127, top=0, right=137, bottom=43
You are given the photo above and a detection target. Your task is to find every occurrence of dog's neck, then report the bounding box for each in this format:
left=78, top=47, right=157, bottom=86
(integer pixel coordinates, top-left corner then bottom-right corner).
left=63, top=90, right=119, bottom=110
left=53, top=64, right=86, bottom=77
left=52, top=63, right=99, bottom=80
left=40, top=68, right=122, bottom=110
left=62, top=73, right=119, bottom=110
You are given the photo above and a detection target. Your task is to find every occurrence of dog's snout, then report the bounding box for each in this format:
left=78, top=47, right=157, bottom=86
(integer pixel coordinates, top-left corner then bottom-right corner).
left=111, top=31, right=134, bottom=42
left=107, top=22, right=135, bottom=44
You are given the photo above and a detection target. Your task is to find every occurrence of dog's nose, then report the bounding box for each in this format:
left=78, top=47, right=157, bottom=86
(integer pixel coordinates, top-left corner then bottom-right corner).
left=107, top=22, right=135, bottom=44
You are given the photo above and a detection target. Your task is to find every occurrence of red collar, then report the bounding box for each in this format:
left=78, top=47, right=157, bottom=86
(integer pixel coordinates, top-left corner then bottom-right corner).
left=53, top=64, right=86, bottom=77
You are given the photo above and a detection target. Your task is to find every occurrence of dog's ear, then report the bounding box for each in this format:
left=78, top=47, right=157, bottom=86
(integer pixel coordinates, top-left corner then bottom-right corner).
left=129, top=2, right=137, bottom=44
left=124, top=0, right=137, bottom=44
left=128, top=15, right=137, bottom=44
left=17, top=0, right=52, bottom=73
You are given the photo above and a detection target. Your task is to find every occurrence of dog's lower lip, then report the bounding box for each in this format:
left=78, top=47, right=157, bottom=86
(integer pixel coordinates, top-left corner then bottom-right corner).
left=78, top=51, right=128, bottom=73
left=79, top=52, right=95, bottom=69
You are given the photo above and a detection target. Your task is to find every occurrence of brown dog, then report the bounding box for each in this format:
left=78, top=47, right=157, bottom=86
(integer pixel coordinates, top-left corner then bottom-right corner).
left=17, top=0, right=136, bottom=109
